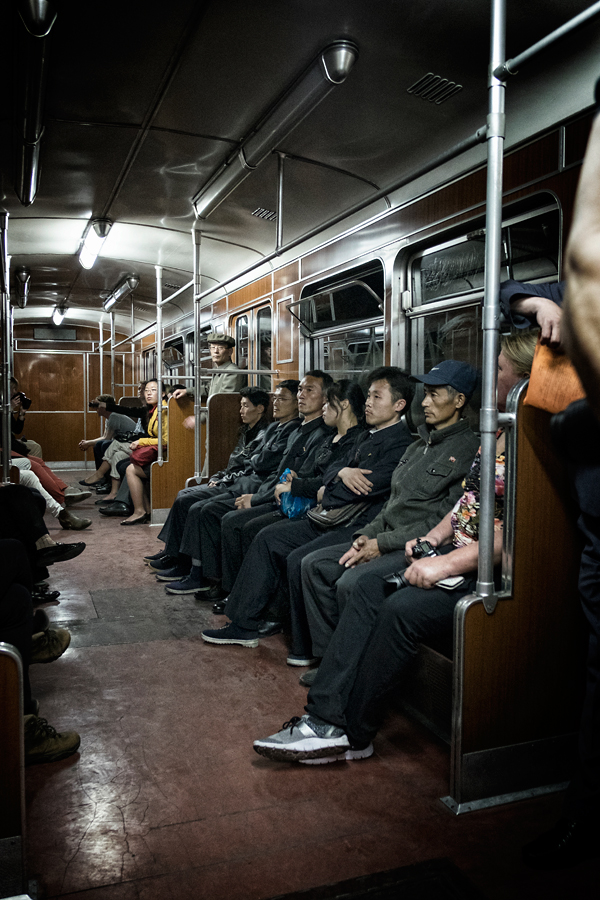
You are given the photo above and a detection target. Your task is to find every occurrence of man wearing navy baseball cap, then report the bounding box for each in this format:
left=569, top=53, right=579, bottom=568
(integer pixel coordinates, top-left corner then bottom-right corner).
left=412, top=359, right=478, bottom=402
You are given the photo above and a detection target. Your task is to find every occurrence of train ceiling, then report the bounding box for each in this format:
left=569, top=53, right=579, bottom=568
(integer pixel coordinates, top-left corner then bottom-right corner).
left=1, top=0, right=599, bottom=332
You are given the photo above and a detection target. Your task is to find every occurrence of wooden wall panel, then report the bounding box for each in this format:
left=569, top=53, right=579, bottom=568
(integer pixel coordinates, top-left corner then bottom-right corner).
left=228, top=276, right=272, bottom=309
left=151, top=396, right=196, bottom=510
left=274, top=262, right=300, bottom=292
left=460, top=401, right=583, bottom=755
left=18, top=413, right=85, bottom=461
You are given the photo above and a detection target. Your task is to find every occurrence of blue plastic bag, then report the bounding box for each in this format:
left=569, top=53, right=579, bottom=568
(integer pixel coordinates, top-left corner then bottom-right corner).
left=278, top=468, right=313, bottom=519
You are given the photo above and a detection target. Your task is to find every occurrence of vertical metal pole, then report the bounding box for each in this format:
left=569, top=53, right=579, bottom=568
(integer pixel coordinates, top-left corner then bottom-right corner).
left=276, top=152, right=285, bottom=252
left=110, top=311, right=116, bottom=397
left=477, top=0, right=506, bottom=614
left=193, top=224, right=202, bottom=478
left=1, top=213, right=11, bottom=484
left=155, top=265, right=164, bottom=465
left=131, top=297, right=135, bottom=394
left=99, top=321, right=104, bottom=395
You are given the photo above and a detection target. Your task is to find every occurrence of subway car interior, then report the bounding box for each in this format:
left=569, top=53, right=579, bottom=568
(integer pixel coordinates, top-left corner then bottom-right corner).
left=1, top=0, right=600, bottom=897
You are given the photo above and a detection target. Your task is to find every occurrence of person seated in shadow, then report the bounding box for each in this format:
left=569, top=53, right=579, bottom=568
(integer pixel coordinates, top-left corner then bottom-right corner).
left=0, top=538, right=81, bottom=764
left=10, top=377, right=43, bottom=458
left=252, top=334, right=536, bottom=765
left=147, top=386, right=272, bottom=581
left=199, top=370, right=415, bottom=649
left=0, top=482, right=86, bottom=583
left=120, top=380, right=169, bottom=525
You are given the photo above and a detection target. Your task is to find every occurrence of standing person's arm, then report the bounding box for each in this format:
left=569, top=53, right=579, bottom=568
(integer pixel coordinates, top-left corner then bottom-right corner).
left=564, top=113, right=600, bottom=417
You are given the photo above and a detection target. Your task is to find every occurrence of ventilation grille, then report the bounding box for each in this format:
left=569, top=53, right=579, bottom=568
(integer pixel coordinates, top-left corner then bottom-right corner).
left=164, top=282, right=182, bottom=290
left=252, top=207, right=277, bottom=222
left=407, top=73, right=463, bottom=104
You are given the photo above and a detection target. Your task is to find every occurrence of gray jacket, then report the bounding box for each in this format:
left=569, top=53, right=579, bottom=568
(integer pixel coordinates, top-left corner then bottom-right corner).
left=207, top=361, right=247, bottom=397
left=359, top=418, right=480, bottom=553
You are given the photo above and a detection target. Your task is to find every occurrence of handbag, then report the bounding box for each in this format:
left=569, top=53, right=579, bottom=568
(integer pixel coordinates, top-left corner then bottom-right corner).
left=114, top=430, right=138, bottom=443
left=307, top=501, right=370, bottom=529
left=130, top=445, right=158, bottom=467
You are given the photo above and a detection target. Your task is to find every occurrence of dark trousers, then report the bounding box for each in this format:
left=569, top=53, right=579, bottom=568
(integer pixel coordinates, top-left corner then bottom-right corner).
left=157, top=484, right=233, bottom=558
left=300, top=543, right=409, bottom=658
left=0, top=484, right=48, bottom=576
left=341, top=576, right=475, bottom=744
left=224, top=517, right=361, bottom=634
left=94, top=439, right=111, bottom=470
left=0, top=539, right=35, bottom=711
left=567, top=509, right=600, bottom=820
left=219, top=503, right=282, bottom=592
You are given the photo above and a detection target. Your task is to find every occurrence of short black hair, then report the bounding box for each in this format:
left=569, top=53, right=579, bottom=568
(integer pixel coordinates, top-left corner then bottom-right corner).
left=277, top=379, right=300, bottom=396
left=304, top=369, right=334, bottom=389
left=240, top=386, right=270, bottom=410
left=367, top=366, right=415, bottom=407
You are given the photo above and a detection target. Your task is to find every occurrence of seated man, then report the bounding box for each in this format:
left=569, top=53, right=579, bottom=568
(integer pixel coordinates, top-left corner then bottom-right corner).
left=78, top=394, right=138, bottom=494
left=200, top=368, right=415, bottom=649
left=148, top=385, right=280, bottom=585
left=296, top=360, right=480, bottom=672
left=252, top=334, right=536, bottom=763
left=254, top=436, right=504, bottom=764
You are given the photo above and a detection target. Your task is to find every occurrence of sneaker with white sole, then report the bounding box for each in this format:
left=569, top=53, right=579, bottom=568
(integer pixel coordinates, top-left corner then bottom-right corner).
left=201, top=622, right=259, bottom=647
left=154, top=565, right=190, bottom=582
left=286, top=653, right=319, bottom=667
left=253, top=714, right=353, bottom=763
left=165, top=574, right=206, bottom=594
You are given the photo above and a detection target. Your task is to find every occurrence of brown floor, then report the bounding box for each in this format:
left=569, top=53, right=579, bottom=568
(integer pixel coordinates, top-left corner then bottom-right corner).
left=25, top=472, right=599, bottom=900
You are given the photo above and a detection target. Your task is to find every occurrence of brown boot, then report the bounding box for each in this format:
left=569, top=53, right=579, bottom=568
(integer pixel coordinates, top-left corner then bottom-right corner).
left=24, top=715, right=81, bottom=765
left=31, top=628, right=71, bottom=664
left=58, top=508, right=91, bottom=530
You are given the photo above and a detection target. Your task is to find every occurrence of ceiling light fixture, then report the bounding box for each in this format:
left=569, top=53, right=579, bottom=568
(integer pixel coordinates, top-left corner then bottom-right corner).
left=192, top=40, right=358, bottom=219
left=79, top=218, right=112, bottom=269
left=103, top=274, right=140, bottom=311
left=51, top=304, right=66, bottom=325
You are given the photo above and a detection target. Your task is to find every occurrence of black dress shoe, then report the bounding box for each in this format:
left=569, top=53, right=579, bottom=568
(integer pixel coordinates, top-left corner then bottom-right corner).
left=522, top=817, right=599, bottom=869
left=37, top=542, right=86, bottom=565
left=95, top=483, right=111, bottom=494
left=99, top=502, right=132, bottom=517
left=258, top=620, right=283, bottom=637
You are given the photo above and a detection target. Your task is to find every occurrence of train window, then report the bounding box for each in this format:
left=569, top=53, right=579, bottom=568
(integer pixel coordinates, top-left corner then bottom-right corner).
left=290, top=261, right=384, bottom=332
left=315, top=324, right=384, bottom=390
left=257, top=306, right=272, bottom=391
left=235, top=315, right=249, bottom=370
left=411, top=207, right=559, bottom=305
left=163, top=338, right=185, bottom=375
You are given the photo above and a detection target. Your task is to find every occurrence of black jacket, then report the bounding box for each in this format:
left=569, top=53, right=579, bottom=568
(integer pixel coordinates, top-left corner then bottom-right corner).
left=211, top=418, right=270, bottom=485
left=251, top=416, right=332, bottom=506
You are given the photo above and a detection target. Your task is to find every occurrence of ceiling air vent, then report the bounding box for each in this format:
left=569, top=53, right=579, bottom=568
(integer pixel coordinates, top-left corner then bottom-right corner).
left=407, top=73, right=463, bottom=104
left=251, top=207, right=277, bottom=222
